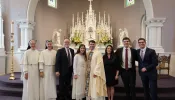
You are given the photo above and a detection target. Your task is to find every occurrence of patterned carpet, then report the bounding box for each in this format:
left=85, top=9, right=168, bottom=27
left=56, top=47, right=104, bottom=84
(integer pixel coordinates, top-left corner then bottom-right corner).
left=0, top=72, right=175, bottom=100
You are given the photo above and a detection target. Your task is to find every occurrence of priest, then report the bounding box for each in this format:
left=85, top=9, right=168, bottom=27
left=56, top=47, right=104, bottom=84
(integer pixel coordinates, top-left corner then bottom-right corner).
left=22, top=39, right=40, bottom=100
left=39, top=40, right=57, bottom=100
left=85, top=40, right=107, bottom=100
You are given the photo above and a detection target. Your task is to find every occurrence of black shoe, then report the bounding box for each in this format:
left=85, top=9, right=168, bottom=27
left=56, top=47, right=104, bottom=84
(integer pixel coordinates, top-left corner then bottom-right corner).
left=58, top=97, right=65, bottom=100
left=65, top=96, right=71, bottom=100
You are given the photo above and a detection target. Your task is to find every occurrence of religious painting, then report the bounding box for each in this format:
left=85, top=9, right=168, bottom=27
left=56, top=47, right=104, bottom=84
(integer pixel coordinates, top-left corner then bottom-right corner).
left=124, top=0, right=135, bottom=8
left=48, top=0, right=57, bottom=8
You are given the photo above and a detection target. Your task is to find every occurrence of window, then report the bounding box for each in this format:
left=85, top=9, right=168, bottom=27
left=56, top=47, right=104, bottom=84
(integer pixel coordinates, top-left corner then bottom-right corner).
left=48, top=0, right=57, bottom=9
left=124, top=0, right=135, bottom=8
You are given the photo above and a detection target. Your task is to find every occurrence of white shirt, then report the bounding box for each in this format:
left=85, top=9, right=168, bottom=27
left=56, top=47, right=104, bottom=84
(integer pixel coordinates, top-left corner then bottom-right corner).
left=65, top=47, right=72, bottom=65
left=140, top=47, right=147, bottom=59
left=65, top=47, right=72, bottom=57
left=122, top=47, right=132, bottom=69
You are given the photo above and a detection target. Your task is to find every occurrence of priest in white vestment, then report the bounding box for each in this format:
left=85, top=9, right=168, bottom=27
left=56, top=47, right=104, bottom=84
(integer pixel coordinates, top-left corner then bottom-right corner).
left=22, top=40, right=40, bottom=100
left=85, top=40, right=107, bottom=100
left=39, top=40, right=57, bottom=100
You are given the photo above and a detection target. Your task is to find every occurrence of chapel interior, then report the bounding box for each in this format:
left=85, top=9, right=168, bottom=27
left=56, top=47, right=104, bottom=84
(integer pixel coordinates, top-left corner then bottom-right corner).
left=0, top=0, right=175, bottom=100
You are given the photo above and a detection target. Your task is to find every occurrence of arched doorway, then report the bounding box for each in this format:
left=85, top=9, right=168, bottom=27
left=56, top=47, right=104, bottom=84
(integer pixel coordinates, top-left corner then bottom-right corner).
left=27, top=0, right=154, bottom=22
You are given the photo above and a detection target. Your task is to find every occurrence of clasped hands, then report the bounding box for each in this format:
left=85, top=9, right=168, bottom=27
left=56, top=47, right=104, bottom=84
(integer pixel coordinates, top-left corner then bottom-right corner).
left=55, top=72, right=60, bottom=77
left=141, top=67, right=147, bottom=72
left=40, top=72, right=44, bottom=78
left=24, top=72, right=44, bottom=80
left=42, top=71, right=61, bottom=77
left=115, top=75, right=119, bottom=80
left=73, top=74, right=97, bottom=79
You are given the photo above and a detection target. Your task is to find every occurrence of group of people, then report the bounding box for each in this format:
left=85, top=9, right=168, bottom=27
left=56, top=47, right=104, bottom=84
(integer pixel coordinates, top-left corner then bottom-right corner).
left=21, top=37, right=158, bottom=100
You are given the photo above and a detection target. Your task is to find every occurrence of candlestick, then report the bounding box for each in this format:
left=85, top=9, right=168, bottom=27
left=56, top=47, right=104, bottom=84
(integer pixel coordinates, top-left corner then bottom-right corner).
left=9, top=21, right=15, bottom=80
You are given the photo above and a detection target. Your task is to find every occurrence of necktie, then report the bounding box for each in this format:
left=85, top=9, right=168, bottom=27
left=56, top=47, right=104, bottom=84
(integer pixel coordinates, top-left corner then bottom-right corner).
left=125, top=48, right=128, bottom=70
left=140, top=50, right=144, bottom=60
left=67, top=48, right=72, bottom=66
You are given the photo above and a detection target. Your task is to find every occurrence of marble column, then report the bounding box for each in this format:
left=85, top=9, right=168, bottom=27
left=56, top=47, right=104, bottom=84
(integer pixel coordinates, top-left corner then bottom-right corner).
left=0, top=2, right=4, bottom=49
left=145, top=18, right=166, bottom=53
left=18, top=20, right=35, bottom=51
left=0, top=0, right=6, bottom=75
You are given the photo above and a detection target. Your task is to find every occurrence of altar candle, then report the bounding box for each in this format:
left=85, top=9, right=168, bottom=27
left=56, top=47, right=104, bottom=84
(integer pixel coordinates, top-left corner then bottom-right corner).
left=99, top=12, right=100, bottom=23
left=11, top=21, right=14, bottom=33
left=104, top=11, right=106, bottom=23
left=77, top=12, right=79, bottom=21
left=82, top=12, right=84, bottom=24
left=72, top=14, right=74, bottom=27
left=108, top=14, right=110, bottom=26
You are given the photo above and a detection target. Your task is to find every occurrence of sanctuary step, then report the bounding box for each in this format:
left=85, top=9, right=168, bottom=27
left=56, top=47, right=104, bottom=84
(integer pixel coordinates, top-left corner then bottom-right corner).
left=0, top=73, right=175, bottom=100
left=0, top=96, right=21, bottom=100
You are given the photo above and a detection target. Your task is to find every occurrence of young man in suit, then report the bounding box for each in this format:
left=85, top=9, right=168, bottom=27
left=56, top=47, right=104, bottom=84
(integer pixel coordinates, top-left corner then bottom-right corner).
left=55, top=39, right=74, bottom=100
left=115, top=37, right=137, bottom=100
left=137, top=38, right=158, bottom=100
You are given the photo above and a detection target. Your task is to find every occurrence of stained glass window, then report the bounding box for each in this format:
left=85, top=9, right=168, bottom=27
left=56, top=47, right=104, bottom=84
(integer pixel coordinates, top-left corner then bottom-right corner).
left=124, top=0, right=135, bottom=8
left=48, top=0, right=57, bottom=8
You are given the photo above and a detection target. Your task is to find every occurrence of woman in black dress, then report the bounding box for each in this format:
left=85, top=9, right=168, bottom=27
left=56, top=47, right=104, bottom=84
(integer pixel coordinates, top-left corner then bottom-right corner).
left=103, top=45, right=119, bottom=100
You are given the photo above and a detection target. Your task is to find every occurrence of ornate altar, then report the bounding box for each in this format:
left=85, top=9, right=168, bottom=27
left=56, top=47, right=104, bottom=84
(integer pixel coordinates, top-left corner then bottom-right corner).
left=69, top=0, right=113, bottom=51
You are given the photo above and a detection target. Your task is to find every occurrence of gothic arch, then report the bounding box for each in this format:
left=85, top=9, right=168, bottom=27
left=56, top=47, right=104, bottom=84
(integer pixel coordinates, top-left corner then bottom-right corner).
left=27, top=0, right=154, bottom=22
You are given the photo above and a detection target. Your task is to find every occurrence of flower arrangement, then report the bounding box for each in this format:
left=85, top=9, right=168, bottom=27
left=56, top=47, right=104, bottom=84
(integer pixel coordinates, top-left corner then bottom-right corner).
left=99, top=34, right=112, bottom=45
left=96, top=29, right=112, bottom=45
left=71, top=31, right=82, bottom=45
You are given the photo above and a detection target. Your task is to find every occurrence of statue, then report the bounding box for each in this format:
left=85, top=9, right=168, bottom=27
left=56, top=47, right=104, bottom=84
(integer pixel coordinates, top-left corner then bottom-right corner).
left=118, top=28, right=129, bottom=47
left=52, top=29, right=62, bottom=46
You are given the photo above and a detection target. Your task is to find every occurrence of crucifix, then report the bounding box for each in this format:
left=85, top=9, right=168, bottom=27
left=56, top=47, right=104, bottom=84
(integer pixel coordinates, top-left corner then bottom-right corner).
left=88, top=0, right=93, bottom=4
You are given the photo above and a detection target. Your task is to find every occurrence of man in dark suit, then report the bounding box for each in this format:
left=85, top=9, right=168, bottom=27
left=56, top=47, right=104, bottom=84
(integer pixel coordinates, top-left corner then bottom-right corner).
left=115, top=37, right=137, bottom=100
left=55, top=39, right=74, bottom=100
left=137, top=38, right=158, bottom=100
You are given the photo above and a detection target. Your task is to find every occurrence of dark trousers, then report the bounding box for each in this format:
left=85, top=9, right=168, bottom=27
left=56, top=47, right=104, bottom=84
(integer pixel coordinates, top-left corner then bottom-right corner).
left=121, top=69, right=136, bottom=100
left=141, top=73, right=158, bottom=100
left=59, top=69, right=72, bottom=100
